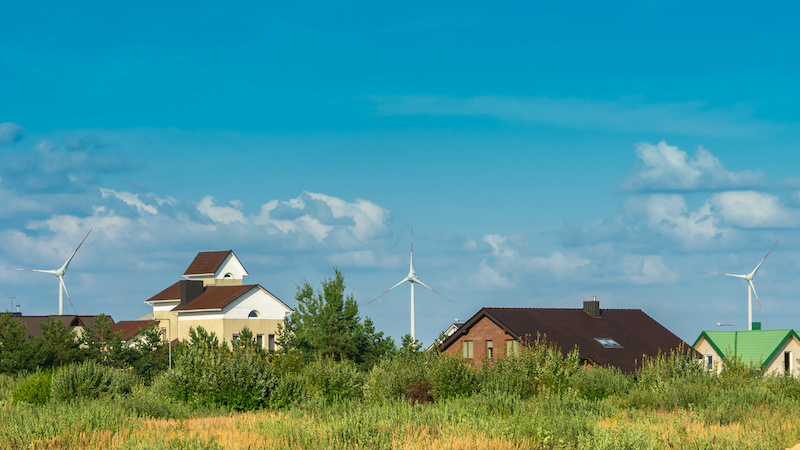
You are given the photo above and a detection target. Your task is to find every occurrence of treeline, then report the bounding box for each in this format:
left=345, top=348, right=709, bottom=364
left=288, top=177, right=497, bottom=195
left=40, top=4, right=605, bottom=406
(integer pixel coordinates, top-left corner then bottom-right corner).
left=0, top=313, right=169, bottom=383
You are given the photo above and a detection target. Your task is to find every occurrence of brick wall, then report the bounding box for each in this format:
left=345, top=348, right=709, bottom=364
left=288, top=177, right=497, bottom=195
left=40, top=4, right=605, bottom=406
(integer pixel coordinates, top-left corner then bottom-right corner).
left=444, top=316, right=517, bottom=363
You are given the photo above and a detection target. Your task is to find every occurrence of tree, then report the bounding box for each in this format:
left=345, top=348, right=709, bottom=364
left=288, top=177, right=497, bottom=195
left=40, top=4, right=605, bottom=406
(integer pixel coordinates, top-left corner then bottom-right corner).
left=277, top=267, right=394, bottom=369
left=0, top=312, right=27, bottom=373
left=41, top=317, right=80, bottom=366
left=82, top=314, right=120, bottom=364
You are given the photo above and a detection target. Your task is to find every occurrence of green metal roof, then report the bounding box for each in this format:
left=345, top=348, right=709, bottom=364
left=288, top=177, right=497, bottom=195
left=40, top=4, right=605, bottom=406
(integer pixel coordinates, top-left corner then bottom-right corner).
left=693, top=329, right=800, bottom=369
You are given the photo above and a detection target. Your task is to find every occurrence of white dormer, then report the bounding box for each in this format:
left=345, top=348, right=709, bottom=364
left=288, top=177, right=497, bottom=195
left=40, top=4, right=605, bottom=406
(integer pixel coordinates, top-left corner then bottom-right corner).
left=183, top=250, right=249, bottom=286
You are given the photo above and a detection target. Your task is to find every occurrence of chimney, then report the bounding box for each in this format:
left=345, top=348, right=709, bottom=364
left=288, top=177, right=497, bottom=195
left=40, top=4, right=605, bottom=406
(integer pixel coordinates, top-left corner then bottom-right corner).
left=180, top=280, right=205, bottom=306
left=583, top=296, right=601, bottom=318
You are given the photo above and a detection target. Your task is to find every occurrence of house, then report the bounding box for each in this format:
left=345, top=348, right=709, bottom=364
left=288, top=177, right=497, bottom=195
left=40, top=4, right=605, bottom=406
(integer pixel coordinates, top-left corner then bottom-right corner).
left=10, top=313, right=111, bottom=342
left=693, top=328, right=800, bottom=376
left=144, top=250, right=293, bottom=350
left=438, top=299, right=693, bottom=374
left=110, top=320, right=160, bottom=347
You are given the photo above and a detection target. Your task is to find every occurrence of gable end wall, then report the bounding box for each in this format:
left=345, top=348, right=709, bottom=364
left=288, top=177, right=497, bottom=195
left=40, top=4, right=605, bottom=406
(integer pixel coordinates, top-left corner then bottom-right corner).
left=444, top=316, right=516, bottom=361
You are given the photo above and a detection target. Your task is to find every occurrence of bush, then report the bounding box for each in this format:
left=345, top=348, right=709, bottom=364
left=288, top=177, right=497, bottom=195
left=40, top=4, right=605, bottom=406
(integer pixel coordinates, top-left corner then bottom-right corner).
left=10, top=370, right=53, bottom=405
left=569, top=366, right=632, bottom=401
left=429, top=354, right=477, bottom=401
left=50, top=361, right=137, bottom=402
left=363, top=353, right=431, bottom=403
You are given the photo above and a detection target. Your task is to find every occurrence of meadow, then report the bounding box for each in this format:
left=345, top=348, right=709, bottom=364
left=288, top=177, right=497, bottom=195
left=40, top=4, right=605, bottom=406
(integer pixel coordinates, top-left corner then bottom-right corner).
left=3, top=332, right=800, bottom=449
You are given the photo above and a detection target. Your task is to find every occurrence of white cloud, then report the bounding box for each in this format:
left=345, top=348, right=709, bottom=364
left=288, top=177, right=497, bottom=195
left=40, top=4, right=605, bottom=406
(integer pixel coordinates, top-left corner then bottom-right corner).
left=197, top=196, right=247, bottom=224
left=100, top=188, right=170, bottom=215
left=306, top=192, right=388, bottom=242
left=482, top=234, right=589, bottom=277
left=621, top=141, right=763, bottom=191
left=469, top=260, right=514, bottom=291
left=710, top=191, right=800, bottom=228
left=628, top=194, right=727, bottom=247
left=619, top=254, right=679, bottom=285
left=0, top=122, right=24, bottom=144
left=375, top=96, right=776, bottom=138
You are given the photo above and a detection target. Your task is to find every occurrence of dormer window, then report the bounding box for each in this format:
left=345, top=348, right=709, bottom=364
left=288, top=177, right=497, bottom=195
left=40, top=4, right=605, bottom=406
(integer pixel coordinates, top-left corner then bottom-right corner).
left=248, top=310, right=260, bottom=318
left=224, top=272, right=234, bottom=279
left=594, top=338, right=622, bottom=348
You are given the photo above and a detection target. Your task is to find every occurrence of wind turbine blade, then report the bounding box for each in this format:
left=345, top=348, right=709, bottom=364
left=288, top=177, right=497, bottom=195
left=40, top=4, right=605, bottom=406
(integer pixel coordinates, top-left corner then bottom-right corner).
left=6, top=268, right=57, bottom=274
left=749, top=280, right=768, bottom=323
left=59, top=228, right=92, bottom=274
left=414, top=278, right=454, bottom=303
left=751, top=240, right=779, bottom=277
left=59, top=277, right=77, bottom=315
left=368, top=278, right=408, bottom=304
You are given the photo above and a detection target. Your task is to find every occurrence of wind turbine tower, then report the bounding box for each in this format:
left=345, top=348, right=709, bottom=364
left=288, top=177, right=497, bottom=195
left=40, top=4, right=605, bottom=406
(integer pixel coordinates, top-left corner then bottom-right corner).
left=370, top=228, right=452, bottom=341
left=706, top=241, right=778, bottom=331
left=7, top=229, right=92, bottom=315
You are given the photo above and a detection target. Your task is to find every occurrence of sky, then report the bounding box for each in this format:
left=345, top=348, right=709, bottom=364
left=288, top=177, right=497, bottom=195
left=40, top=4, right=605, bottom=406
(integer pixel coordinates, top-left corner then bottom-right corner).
left=2, top=1, right=800, bottom=347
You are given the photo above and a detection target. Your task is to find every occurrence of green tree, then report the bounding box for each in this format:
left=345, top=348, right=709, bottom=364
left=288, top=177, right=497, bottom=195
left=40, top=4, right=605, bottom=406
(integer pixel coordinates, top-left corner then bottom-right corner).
left=41, top=317, right=80, bottom=366
left=0, top=312, right=27, bottom=373
left=277, top=267, right=394, bottom=369
left=400, top=333, right=422, bottom=354
left=81, top=314, right=120, bottom=364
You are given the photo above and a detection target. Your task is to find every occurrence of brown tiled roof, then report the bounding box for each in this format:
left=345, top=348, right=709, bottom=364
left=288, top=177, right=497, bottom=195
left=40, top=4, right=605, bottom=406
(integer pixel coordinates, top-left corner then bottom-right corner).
left=183, top=251, right=234, bottom=276
left=146, top=281, right=182, bottom=302
left=441, top=307, right=694, bottom=374
left=110, top=320, right=160, bottom=342
left=171, top=285, right=256, bottom=312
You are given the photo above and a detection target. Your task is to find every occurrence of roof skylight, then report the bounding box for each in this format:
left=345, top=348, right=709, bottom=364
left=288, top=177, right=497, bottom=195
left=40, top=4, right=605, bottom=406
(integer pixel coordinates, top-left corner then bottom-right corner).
left=594, top=338, right=622, bottom=348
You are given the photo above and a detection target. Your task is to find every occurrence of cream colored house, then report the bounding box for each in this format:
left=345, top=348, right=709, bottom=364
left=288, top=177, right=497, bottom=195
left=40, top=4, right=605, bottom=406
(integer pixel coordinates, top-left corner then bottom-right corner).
left=693, top=329, right=800, bottom=376
left=144, top=251, right=292, bottom=350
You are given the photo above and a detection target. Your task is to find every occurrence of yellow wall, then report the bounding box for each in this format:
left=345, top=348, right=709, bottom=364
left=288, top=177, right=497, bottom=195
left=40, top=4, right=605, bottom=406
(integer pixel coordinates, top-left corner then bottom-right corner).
left=176, top=318, right=284, bottom=349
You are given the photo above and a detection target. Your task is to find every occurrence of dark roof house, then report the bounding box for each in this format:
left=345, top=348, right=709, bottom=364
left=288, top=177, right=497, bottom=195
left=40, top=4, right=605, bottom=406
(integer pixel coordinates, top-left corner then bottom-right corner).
left=439, top=299, right=693, bottom=373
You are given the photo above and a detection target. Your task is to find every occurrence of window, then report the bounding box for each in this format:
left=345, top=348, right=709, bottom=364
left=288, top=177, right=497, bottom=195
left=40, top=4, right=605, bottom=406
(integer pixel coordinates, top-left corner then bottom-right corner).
left=462, top=340, right=473, bottom=359
left=486, top=340, right=493, bottom=359
left=161, top=327, right=167, bottom=341
left=248, top=310, right=260, bottom=318
left=256, top=334, right=264, bottom=348
left=706, top=355, right=713, bottom=370
left=594, top=338, right=622, bottom=348
left=785, top=351, right=792, bottom=373
left=232, top=334, right=239, bottom=344
left=506, top=340, right=519, bottom=356
left=268, top=334, right=275, bottom=351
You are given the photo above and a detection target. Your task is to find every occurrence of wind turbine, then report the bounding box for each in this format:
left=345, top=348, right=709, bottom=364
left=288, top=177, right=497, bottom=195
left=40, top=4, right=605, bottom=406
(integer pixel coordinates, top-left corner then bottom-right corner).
left=369, top=228, right=452, bottom=341
left=705, top=241, right=778, bottom=331
left=7, top=229, right=92, bottom=316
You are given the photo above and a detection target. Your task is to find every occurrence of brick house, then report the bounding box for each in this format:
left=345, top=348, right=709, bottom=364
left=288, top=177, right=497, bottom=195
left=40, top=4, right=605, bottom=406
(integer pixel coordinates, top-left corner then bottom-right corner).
left=438, top=299, right=693, bottom=373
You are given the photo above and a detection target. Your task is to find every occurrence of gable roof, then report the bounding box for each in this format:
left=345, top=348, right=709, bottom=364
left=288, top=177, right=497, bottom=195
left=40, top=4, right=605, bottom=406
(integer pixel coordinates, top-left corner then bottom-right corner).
left=171, top=284, right=258, bottom=312
left=110, top=320, right=160, bottom=342
left=146, top=281, right=182, bottom=303
left=184, top=250, right=247, bottom=277
left=9, top=314, right=113, bottom=339
left=693, top=329, right=800, bottom=369
left=441, top=307, right=693, bottom=374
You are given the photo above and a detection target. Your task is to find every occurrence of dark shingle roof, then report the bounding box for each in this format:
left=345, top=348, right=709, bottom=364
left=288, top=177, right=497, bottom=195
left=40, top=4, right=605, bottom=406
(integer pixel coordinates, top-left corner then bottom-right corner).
left=11, top=314, right=113, bottom=339
left=110, top=320, right=160, bottom=342
left=146, top=281, right=182, bottom=302
left=183, top=251, right=234, bottom=276
left=171, top=285, right=256, bottom=312
left=442, top=307, right=693, bottom=374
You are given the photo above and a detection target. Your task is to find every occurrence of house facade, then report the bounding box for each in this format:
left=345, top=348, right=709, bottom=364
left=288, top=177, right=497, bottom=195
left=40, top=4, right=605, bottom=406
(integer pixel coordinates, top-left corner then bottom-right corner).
left=693, top=329, right=800, bottom=376
left=439, top=299, right=693, bottom=374
left=144, top=250, right=292, bottom=350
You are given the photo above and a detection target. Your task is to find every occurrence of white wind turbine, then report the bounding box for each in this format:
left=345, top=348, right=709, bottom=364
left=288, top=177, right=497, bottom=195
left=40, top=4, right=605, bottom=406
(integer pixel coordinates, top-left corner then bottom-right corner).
left=7, top=229, right=92, bottom=316
left=369, top=228, right=452, bottom=341
left=705, top=241, right=778, bottom=331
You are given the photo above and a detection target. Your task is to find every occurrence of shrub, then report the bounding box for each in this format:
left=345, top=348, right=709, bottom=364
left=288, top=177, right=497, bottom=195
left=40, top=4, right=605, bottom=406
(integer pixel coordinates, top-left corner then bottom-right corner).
left=569, top=366, right=632, bottom=401
left=429, top=354, right=477, bottom=401
left=11, top=370, right=53, bottom=405
left=50, top=361, right=137, bottom=402
left=363, top=353, right=431, bottom=403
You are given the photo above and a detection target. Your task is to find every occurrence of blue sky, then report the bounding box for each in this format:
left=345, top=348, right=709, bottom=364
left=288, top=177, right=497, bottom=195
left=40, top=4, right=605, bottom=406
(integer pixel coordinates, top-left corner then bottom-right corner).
left=3, top=2, right=800, bottom=346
